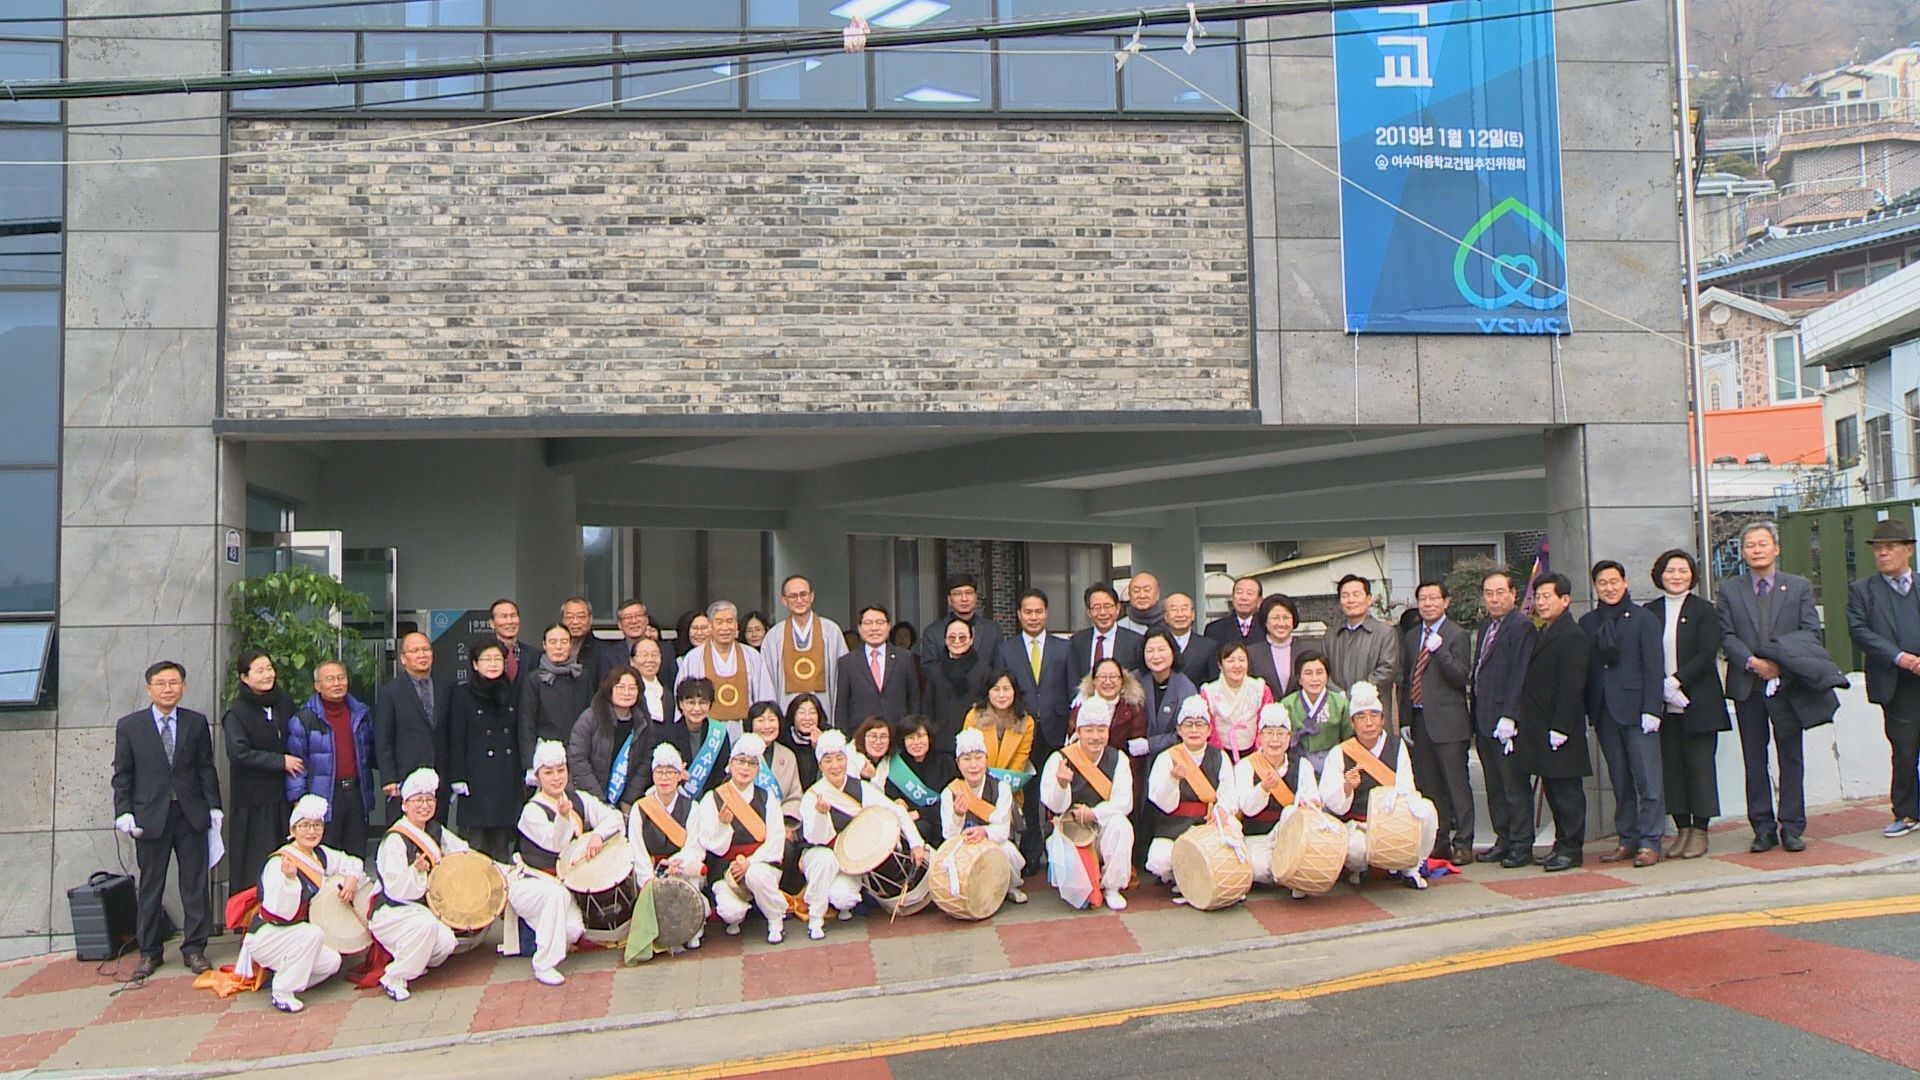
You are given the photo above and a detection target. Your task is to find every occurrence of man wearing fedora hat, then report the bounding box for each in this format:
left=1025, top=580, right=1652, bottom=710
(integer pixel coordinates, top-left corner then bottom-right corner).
left=1845, top=517, right=1920, bottom=838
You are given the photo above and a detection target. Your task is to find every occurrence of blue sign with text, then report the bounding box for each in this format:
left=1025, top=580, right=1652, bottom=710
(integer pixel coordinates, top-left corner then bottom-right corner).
left=1333, top=0, right=1570, bottom=335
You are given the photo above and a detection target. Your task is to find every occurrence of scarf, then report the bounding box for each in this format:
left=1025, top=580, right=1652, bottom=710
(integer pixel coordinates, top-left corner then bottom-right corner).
left=234, top=683, right=294, bottom=728
left=1595, top=593, right=1632, bottom=668
left=468, top=668, right=510, bottom=708
left=934, top=649, right=982, bottom=697
left=535, top=654, right=582, bottom=685
left=1126, top=599, right=1166, bottom=628
left=605, top=710, right=636, bottom=804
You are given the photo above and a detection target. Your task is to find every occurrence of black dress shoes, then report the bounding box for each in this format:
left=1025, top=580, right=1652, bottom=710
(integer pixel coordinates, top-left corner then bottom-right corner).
left=1750, top=831, right=1779, bottom=853
left=183, top=951, right=212, bottom=975
left=1476, top=844, right=1511, bottom=864
left=131, top=954, right=162, bottom=980
left=1541, top=851, right=1582, bottom=873
left=1500, top=847, right=1536, bottom=869
left=1781, top=831, right=1806, bottom=852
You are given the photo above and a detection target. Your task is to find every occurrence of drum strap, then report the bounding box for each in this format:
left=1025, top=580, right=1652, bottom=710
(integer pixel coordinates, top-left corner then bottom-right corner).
left=637, top=794, right=689, bottom=850
left=1169, top=745, right=1217, bottom=804
left=275, top=845, right=326, bottom=889
left=1339, top=738, right=1398, bottom=788
left=1249, top=754, right=1295, bottom=807
left=535, top=793, right=586, bottom=839
left=717, top=783, right=767, bottom=844
left=1062, top=744, right=1113, bottom=802
left=389, top=819, right=442, bottom=865
left=813, top=781, right=864, bottom=819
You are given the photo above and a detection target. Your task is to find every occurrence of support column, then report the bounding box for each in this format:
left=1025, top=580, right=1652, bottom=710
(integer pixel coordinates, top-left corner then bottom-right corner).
left=1131, top=509, right=1205, bottom=603
left=1544, top=422, right=1695, bottom=844
left=774, top=509, right=852, bottom=624
left=46, top=5, right=225, bottom=956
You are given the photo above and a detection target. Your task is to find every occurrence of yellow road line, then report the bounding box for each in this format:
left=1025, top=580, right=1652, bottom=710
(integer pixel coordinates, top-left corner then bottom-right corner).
left=605, top=892, right=1920, bottom=1080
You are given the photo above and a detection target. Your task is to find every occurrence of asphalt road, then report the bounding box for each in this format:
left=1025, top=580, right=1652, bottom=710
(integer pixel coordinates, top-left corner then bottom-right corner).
left=851, top=914, right=1920, bottom=1080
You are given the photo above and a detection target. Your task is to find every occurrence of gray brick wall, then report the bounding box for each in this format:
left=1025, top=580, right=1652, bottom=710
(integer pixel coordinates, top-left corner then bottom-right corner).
left=224, top=119, right=1252, bottom=420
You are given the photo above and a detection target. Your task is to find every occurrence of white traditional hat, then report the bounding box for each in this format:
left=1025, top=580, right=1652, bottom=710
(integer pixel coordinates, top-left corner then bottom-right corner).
left=1076, top=695, right=1114, bottom=728
left=955, top=729, right=987, bottom=757
left=1349, top=681, right=1384, bottom=716
left=651, top=743, right=686, bottom=770
left=815, top=729, right=849, bottom=762
left=732, top=733, right=767, bottom=762
left=1177, top=695, right=1210, bottom=722
left=289, top=794, right=330, bottom=829
left=1259, top=703, right=1292, bottom=731
left=531, top=739, right=567, bottom=772
left=400, top=768, right=439, bottom=800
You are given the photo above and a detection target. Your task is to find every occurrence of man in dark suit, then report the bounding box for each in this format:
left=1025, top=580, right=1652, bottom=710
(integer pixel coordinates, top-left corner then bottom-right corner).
left=1716, top=520, right=1822, bottom=853
left=1845, top=518, right=1920, bottom=838
left=1204, top=576, right=1263, bottom=648
left=834, top=605, right=921, bottom=731
left=1518, top=573, right=1591, bottom=873
left=488, top=598, right=538, bottom=690
left=1471, top=570, right=1537, bottom=867
left=1164, top=592, right=1220, bottom=685
left=999, top=588, right=1073, bottom=866
left=600, top=597, right=671, bottom=687
left=562, top=596, right=613, bottom=677
left=376, top=630, right=452, bottom=821
left=1070, top=584, right=1144, bottom=684
left=1579, top=560, right=1667, bottom=866
left=111, top=660, right=222, bottom=980
left=1403, top=581, right=1475, bottom=865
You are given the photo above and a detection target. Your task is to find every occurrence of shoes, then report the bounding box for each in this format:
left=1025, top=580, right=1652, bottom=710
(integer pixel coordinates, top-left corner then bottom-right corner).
left=1750, top=830, right=1779, bottom=854
left=1679, top=829, right=1708, bottom=859
left=131, top=955, right=162, bottom=981
left=1541, top=852, right=1582, bottom=873
left=182, top=951, right=212, bottom=976
left=1290, top=889, right=1307, bottom=900
left=687, top=932, right=702, bottom=950
left=1663, top=829, right=1690, bottom=858
left=1009, top=887, right=1028, bottom=904
left=1598, top=845, right=1635, bottom=863
left=1633, top=848, right=1661, bottom=868
left=724, top=922, right=741, bottom=936
left=381, top=978, right=410, bottom=1003
left=1404, top=868, right=1428, bottom=890
left=806, top=924, right=825, bottom=941
left=1103, top=889, right=1127, bottom=911
left=837, top=908, right=854, bottom=922
left=1883, top=818, right=1918, bottom=838
left=1450, top=842, right=1475, bottom=866
left=1347, top=871, right=1363, bottom=886
left=1476, top=844, right=1511, bottom=864
left=1500, top=848, right=1535, bottom=869
left=533, top=967, right=565, bottom=987
left=766, top=925, right=783, bottom=945
left=271, top=995, right=304, bottom=1013
left=1781, top=831, right=1806, bottom=853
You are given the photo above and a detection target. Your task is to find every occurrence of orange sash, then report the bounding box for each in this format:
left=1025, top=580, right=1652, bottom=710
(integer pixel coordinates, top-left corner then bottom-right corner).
left=1062, top=743, right=1113, bottom=802
left=1249, top=754, right=1294, bottom=807
left=636, top=793, right=689, bottom=850
left=717, top=783, right=767, bottom=844
left=536, top=793, right=585, bottom=839
left=1169, top=745, right=1217, bottom=804
left=782, top=618, right=827, bottom=693
left=274, top=846, right=325, bottom=889
left=387, top=820, right=442, bottom=865
left=1339, top=737, right=1398, bottom=788
left=813, top=781, right=864, bottom=819
left=944, top=778, right=978, bottom=821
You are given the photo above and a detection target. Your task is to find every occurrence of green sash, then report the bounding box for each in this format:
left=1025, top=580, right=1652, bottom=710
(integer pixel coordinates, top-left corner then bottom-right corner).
left=884, top=754, right=941, bottom=807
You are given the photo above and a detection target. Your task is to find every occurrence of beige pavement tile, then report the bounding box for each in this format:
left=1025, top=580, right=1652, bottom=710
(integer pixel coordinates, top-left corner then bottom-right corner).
left=1366, top=877, right=1507, bottom=918
left=0, top=984, right=112, bottom=1032
left=868, top=925, right=1007, bottom=984
left=39, top=1014, right=219, bottom=1070
left=331, top=986, right=486, bottom=1047
left=608, top=953, right=743, bottom=1014
left=1122, top=902, right=1267, bottom=953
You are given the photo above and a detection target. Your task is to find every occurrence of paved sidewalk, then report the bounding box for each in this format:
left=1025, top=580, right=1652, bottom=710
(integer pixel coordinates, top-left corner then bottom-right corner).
left=3, top=799, right=1916, bottom=1076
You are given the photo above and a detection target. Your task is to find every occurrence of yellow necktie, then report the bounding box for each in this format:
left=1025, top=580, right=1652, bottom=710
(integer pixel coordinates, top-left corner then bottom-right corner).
left=1028, top=637, right=1042, bottom=681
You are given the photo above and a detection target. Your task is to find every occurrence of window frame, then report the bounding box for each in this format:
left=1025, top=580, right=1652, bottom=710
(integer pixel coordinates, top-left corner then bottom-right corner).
left=1770, top=332, right=1808, bottom=403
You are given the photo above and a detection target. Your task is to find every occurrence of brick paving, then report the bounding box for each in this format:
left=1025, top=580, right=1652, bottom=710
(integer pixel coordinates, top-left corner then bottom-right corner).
left=0, top=798, right=1909, bottom=1074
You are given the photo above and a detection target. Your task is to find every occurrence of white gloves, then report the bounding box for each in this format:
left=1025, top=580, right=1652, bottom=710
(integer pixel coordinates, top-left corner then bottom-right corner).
left=114, top=813, right=142, bottom=838
left=1663, top=676, right=1690, bottom=710
left=1126, top=738, right=1149, bottom=757
left=210, top=809, right=223, bottom=831
left=1639, top=714, right=1661, bottom=735
left=1548, top=730, right=1569, bottom=751
left=1492, top=718, right=1517, bottom=741
left=452, top=782, right=471, bottom=797
left=1764, top=677, right=1781, bottom=699
left=1501, top=738, right=1515, bottom=756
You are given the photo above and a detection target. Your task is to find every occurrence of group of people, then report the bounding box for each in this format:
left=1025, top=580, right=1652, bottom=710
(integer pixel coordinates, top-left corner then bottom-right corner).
left=111, top=520, right=1920, bottom=1006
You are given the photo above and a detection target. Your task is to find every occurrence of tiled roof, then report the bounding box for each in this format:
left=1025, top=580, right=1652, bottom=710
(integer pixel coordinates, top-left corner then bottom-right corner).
left=1698, top=198, right=1920, bottom=283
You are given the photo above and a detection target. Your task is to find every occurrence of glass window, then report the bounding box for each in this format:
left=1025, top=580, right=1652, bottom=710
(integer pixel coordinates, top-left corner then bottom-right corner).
left=492, top=33, right=613, bottom=110
left=1787, top=277, right=1828, bottom=297
left=582, top=526, right=618, bottom=617
left=364, top=33, right=486, bottom=109
left=1124, top=33, right=1237, bottom=112
left=1908, top=390, right=1920, bottom=489
left=0, top=40, right=60, bottom=123
left=1836, top=267, right=1866, bottom=291
left=877, top=46, right=989, bottom=108
left=0, top=128, right=61, bottom=288
left=1835, top=415, right=1859, bottom=465
left=0, top=621, right=53, bottom=705
left=748, top=52, right=865, bottom=109
left=0, top=0, right=61, bottom=39
left=1771, top=333, right=1804, bottom=402
left=0, top=470, right=55, bottom=612
left=1869, top=260, right=1900, bottom=284
left=493, top=1, right=740, bottom=28
left=0, top=291, right=58, bottom=466
left=232, top=32, right=357, bottom=109
left=749, top=0, right=849, bottom=28
left=1001, top=37, right=1116, bottom=110
left=621, top=34, right=744, bottom=110
left=235, top=0, right=482, bottom=27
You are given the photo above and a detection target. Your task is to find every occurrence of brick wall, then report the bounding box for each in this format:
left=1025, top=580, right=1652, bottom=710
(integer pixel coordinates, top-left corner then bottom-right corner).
left=224, top=118, right=1252, bottom=420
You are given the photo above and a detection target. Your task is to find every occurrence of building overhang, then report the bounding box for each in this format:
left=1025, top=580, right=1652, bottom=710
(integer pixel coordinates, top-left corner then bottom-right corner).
left=1801, top=261, right=1920, bottom=369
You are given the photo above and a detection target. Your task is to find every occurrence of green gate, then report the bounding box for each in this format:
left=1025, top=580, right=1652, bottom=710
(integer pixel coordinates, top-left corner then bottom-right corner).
left=1779, top=500, right=1920, bottom=673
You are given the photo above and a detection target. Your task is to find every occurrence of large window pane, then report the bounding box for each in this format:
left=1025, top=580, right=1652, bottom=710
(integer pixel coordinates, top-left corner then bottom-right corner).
left=877, top=46, right=989, bottom=108
left=1123, top=37, right=1237, bottom=112
left=492, top=33, right=612, bottom=110
left=0, top=470, right=56, bottom=612
left=748, top=52, right=864, bottom=109
left=749, top=0, right=846, bottom=28
left=0, top=129, right=61, bottom=287
left=364, top=33, right=486, bottom=108
left=0, top=621, right=53, bottom=705
left=0, top=0, right=62, bottom=39
left=1001, top=37, right=1114, bottom=110
left=235, top=0, right=481, bottom=27
left=0, top=41, right=60, bottom=123
left=232, top=32, right=357, bottom=109
left=0, top=291, right=59, bottom=466
left=493, top=1, right=741, bottom=28
left=622, top=35, right=744, bottom=110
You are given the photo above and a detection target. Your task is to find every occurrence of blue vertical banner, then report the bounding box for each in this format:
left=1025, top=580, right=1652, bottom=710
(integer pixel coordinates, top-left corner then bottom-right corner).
left=1333, top=0, right=1570, bottom=335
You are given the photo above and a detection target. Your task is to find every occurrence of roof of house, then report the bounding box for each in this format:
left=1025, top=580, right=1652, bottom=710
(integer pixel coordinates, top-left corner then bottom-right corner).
left=1697, top=198, right=1920, bottom=283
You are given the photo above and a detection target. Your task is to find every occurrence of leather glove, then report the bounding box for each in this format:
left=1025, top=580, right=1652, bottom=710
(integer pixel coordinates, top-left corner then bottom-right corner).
left=1548, top=730, right=1569, bottom=751
left=452, top=782, right=471, bottom=797
left=1126, top=738, right=1149, bottom=757
left=1492, top=718, right=1517, bottom=741
left=1640, top=713, right=1661, bottom=735
left=114, top=813, right=138, bottom=836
